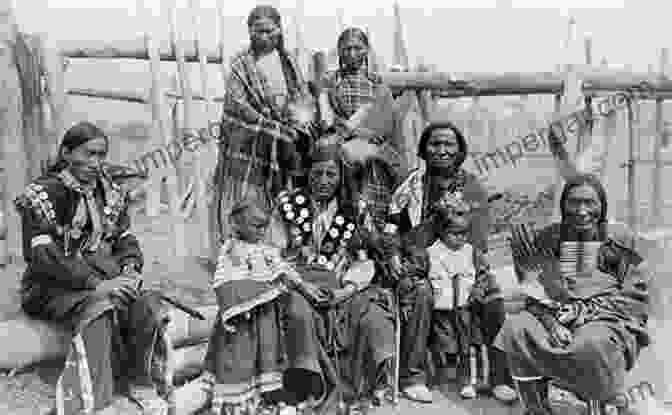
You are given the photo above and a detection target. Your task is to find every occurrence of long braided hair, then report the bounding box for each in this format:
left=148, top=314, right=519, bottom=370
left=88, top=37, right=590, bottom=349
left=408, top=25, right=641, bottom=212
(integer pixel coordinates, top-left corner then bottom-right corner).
left=336, top=27, right=371, bottom=73
left=247, top=5, right=301, bottom=97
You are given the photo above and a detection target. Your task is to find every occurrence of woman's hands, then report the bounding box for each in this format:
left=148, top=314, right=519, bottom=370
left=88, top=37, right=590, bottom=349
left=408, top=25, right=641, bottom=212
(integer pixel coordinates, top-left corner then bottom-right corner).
left=299, top=280, right=333, bottom=307
left=280, top=271, right=333, bottom=308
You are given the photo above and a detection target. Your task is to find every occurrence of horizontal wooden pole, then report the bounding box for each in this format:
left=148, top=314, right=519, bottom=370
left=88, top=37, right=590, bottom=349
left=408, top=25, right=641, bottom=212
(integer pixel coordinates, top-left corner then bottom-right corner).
left=69, top=79, right=672, bottom=106
left=68, top=87, right=149, bottom=104
left=383, top=71, right=564, bottom=96
left=582, top=71, right=672, bottom=94
left=165, top=91, right=224, bottom=103
left=67, top=88, right=224, bottom=104
left=61, top=38, right=223, bottom=64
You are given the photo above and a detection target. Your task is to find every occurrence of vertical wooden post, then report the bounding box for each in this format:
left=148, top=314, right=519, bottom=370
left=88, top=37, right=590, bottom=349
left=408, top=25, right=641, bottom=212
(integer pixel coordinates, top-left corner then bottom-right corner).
left=209, top=0, right=227, bottom=264
left=0, top=0, right=27, bottom=265
left=19, top=34, right=49, bottom=181
left=293, top=0, right=308, bottom=77
left=144, top=0, right=185, bottom=259
left=551, top=93, right=563, bottom=222
left=166, top=0, right=191, bottom=257
left=651, top=48, right=668, bottom=226
left=40, top=34, right=69, bottom=170
left=190, top=0, right=216, bottom=260
left=584, top=35, right=592, bottom=66
left=139, top=0, right=163, bottom=218
left=191, top=0, right=213, bottom=119
left=216, top=0, right=227, bottom=83
left=626, top=98, right=639, bottom=237
left=468, top=96, right=482, bottom=151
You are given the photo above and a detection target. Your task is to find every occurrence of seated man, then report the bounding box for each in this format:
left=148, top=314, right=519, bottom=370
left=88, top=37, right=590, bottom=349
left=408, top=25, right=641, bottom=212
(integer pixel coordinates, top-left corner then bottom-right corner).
left=270, top=144, right=396, bottom=412
left=496, top=174, right=651, bottom=414
left=14, top=122, right=171, bottom=414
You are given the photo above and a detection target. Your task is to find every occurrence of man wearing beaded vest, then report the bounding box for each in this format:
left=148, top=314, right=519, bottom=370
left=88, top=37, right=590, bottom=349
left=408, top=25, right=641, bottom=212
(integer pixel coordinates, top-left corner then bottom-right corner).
left=385, top=122, right=515, bottom=403
left=496, top=174, right=652, bottom=415
left=14, top=122, right=170, bottom=414
left=270, top=144, right=396, bottom=413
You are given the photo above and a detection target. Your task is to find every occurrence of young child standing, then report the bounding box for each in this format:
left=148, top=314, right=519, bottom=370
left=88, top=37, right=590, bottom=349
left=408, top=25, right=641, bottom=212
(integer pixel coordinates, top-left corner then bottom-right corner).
left=200, top=198, right=297, bottom=415
left=425, top=192, right=501, bottom=400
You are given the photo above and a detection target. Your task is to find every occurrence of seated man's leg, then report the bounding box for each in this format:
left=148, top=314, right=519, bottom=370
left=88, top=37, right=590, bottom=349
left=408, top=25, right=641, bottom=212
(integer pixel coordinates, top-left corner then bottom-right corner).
left=281, top=291, right=324, bottom=404
left=81, top=312, right=116, bottom=410
left=398, top=279, right=434, bottom=402
left=497, top=311, right=631, bottom=407
left=53, top=292, right=118, bottom=413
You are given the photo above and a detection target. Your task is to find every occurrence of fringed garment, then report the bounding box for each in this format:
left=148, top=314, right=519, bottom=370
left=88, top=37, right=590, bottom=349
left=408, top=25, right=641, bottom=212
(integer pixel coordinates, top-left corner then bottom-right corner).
left=214, top=48, right=312, bottom=246
left=322, top=69, right=407, bottom=231
left=14, top=170, right=170, bottom=414
left=203, top=238, right=294, bottom=407
left=270, top=188, right=396, bottom=410
left=495, top=222, right=651, bottom=401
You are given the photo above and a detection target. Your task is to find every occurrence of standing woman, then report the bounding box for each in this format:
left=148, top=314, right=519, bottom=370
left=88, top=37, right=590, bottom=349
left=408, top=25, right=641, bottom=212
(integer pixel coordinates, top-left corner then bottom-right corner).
left=213, top=5, right=318, bottom=246
left=315, top=27, right=406, bottom=231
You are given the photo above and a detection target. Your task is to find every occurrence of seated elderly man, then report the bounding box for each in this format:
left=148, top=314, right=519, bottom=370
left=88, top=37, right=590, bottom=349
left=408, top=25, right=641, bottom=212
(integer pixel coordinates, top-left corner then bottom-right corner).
left=270, top=144, right=396, bottom=412
left=496, top=174, right=651, bottom=415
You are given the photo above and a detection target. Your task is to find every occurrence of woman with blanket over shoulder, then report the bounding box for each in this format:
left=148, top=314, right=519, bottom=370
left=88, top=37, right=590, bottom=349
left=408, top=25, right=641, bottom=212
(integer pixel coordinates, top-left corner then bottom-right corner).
left=213, top=5, right=320, bottom=248
left=312, top=27, right=406, bottom=231
left=14, top=122, right=169, bottom=414
left=495, top=174, right=652, bottom=414
left=270, top=144, right=396, bottom=413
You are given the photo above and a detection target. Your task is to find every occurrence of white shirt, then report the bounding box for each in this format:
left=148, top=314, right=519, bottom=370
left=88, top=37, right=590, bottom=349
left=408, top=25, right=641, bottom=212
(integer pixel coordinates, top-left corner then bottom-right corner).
left=427, top=240, right=476, bottom=309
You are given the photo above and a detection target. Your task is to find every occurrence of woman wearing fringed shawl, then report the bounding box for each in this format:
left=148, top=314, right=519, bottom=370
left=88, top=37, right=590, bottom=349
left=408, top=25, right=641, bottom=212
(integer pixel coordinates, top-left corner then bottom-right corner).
left=384, top=122, right=515, bottom=403
left=494, top=174, right=651, bottom=414
left=213, top=5, right=319, bottom=247
left=270, top=144, right=396, bottom=413
left=312, top=27, right=407, bottom=232
left=14, top=122, right=170, bottom=414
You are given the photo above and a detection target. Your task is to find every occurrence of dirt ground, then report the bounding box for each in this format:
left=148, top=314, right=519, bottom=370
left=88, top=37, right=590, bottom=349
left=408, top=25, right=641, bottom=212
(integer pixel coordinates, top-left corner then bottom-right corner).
left=0, top=211, right=670, bottom=415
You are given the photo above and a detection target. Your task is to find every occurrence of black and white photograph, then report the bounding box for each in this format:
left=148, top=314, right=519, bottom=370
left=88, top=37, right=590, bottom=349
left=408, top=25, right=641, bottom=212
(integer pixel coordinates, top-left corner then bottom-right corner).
left=0, top=0, right=670, bottom=414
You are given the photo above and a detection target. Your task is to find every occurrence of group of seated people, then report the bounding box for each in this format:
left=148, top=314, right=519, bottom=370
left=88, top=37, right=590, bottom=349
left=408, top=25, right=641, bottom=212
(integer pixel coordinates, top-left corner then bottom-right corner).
left=201, top=124, right=517, bottom=415
left=12, top=4, right=654, bottom=415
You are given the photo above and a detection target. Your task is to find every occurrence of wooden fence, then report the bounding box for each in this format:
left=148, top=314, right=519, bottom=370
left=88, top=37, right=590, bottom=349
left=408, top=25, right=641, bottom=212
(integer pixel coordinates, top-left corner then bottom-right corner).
left=2, top=2, right=672, bottom=266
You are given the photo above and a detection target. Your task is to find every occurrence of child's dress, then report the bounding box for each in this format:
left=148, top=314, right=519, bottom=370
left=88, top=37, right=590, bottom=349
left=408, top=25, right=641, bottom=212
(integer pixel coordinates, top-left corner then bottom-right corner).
left=204, top=238, right=294, bottom=412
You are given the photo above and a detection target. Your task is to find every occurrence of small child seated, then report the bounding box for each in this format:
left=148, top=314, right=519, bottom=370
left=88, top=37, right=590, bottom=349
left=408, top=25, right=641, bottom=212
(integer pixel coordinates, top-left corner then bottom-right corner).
left=426, top=192, right=500, bottom=399
left=200, top=197, right=297, bottom=415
